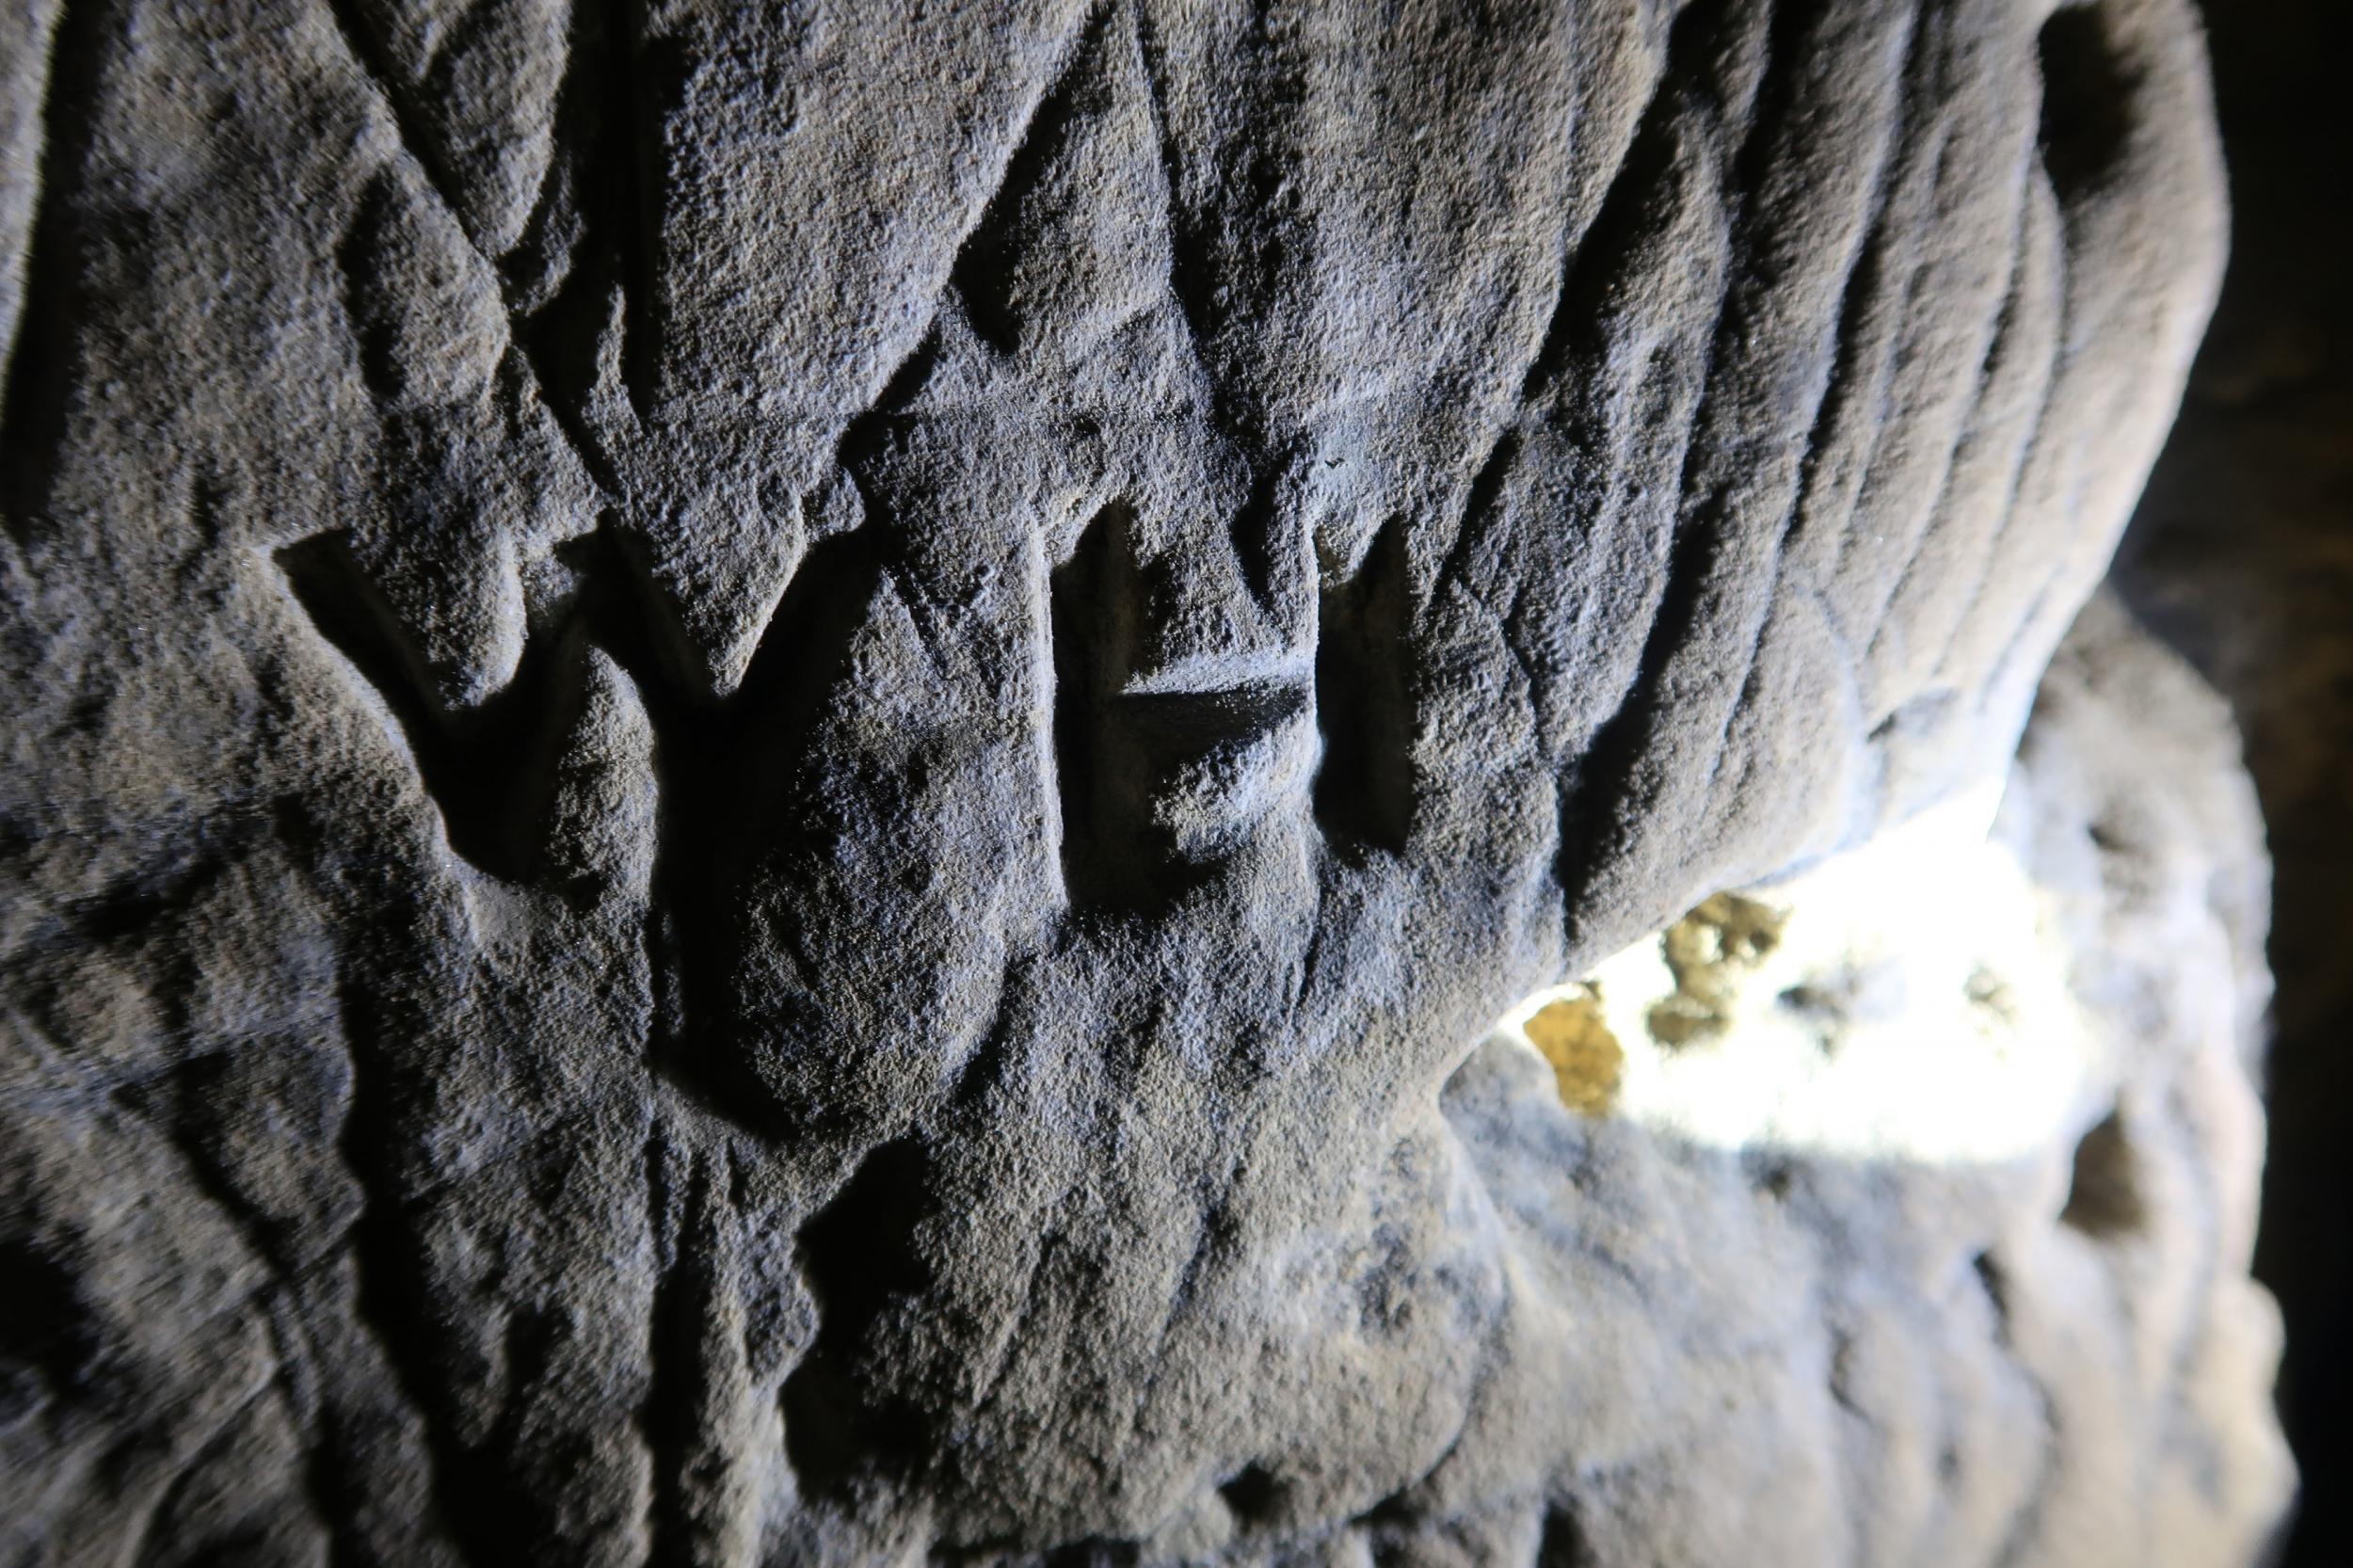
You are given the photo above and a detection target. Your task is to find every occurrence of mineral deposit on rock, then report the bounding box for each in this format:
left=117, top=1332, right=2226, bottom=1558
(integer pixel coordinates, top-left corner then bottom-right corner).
left=0, top=0, right=2292, bottom=1563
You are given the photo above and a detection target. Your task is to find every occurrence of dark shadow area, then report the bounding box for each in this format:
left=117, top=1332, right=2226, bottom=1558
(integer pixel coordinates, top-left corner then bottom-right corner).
left=1313, top=516, right=1415, bottom=858
left=2035, top=4, right=2135, bottom=205
left=2059, top=1108, right=2145, bottom=1240
left=1216, top=1462, right=1285, bottom=1529
left=1050, top=499, right=1150, bottom=911
left=2115, top=4, right=2353, bottom=1558
left=779, top=1136, right=942, bottom=1499
left=0, top=1237, right=95, bottom=1428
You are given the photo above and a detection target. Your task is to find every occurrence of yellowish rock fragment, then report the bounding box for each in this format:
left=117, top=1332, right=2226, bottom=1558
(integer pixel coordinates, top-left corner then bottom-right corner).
left=1648, top=892, right=1787, bottom=1047
left=1524, top=987, right=1624, bottom=1116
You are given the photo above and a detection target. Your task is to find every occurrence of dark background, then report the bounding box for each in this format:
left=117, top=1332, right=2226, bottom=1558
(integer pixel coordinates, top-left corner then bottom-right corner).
left=2118, top=3, right=2353, bottom=1561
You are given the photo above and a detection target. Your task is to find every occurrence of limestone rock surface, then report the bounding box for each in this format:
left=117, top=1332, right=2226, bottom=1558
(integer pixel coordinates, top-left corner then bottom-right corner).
left=0, top=0, right=2288, bottom=1563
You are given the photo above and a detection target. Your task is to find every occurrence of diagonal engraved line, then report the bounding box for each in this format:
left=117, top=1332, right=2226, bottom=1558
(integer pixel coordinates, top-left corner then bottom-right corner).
left=315, top=0, right=617, bottom=504
left=317, top=0, right=483, bottom=255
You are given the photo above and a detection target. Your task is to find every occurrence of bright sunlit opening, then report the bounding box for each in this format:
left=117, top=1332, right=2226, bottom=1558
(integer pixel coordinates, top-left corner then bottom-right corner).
left=1496, top=783, right=2105, bottom=1166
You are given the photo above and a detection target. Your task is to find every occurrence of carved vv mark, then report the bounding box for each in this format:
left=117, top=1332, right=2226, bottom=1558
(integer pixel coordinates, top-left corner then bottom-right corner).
left=280, top=519, right=884, bottom=1126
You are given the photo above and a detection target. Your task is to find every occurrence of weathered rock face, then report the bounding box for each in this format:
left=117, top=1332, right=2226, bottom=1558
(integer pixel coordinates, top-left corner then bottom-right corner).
left=2109, top=8, right=2353, bottom=1559
left=0, top=0, right=2287, bottom=1563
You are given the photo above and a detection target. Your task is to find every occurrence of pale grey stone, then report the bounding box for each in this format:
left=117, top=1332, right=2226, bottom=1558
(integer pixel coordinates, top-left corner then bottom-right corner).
left=0, top=1, right=2285, bottom=1563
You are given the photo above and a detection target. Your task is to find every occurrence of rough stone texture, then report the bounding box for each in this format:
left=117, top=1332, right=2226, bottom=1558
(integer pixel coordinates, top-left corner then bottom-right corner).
left=0, top=0, right=2288, bottom=1563
left=2110, top=3, right=2353, bottom=1559
left=1445, top=590, right=2293, bottom=1568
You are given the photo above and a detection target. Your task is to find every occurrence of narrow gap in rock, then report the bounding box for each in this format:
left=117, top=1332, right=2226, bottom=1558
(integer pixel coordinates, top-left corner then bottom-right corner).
left=643, top=1160, right=704, bottom=1568
left=1050, top=500, right=1143, bottom=908
left=1312, top=514, right=1414, bottom=857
